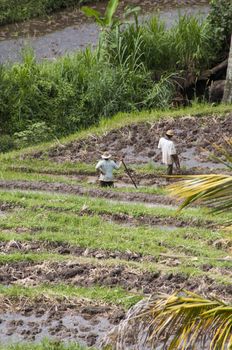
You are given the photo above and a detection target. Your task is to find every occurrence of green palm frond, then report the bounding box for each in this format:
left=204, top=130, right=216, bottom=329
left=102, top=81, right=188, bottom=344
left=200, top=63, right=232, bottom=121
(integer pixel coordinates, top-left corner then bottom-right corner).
left=169, top=174, right=232, bottom=214
left=168, top=140, right=232, bottom=228
left=140, top=291, right=232, bottom=350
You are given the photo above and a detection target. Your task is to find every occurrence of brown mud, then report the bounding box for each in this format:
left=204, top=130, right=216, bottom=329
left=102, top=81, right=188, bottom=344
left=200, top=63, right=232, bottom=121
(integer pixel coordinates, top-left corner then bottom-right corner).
left=0, top=256, right=231, bottom=346
left=3, top=238, right=230, bottom=264
left=1, top=261, right=231, bottom=298
left=42, top=113, right=232, bottom=170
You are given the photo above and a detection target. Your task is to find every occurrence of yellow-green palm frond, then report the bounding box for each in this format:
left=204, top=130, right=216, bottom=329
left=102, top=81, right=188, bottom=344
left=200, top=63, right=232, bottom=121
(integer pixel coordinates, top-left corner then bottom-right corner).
left=168, top=174, right=232, bottom=214
left=210, top=137, right=232, bottom=170
left=140, top=291, right=232, bottom=350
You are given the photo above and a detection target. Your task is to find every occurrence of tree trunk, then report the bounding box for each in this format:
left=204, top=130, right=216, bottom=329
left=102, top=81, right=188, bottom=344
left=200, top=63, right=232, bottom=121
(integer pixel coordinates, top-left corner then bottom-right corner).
left=223, top=35, right=232, bottom=103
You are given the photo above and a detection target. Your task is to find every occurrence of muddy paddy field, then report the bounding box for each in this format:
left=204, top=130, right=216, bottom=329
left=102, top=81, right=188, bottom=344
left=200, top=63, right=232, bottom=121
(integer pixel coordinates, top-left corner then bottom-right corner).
left=0, top=109, right=231, bottom=349
left=0, top=0, right=209, bottom=64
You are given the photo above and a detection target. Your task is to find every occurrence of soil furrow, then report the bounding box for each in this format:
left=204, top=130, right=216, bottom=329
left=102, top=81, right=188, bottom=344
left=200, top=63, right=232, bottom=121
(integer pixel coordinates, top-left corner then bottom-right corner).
left=0, top=180, right=178, bottom=205
left=1, top=261, right=231, bottom=299
left=33, top=114, right=232, bottom=169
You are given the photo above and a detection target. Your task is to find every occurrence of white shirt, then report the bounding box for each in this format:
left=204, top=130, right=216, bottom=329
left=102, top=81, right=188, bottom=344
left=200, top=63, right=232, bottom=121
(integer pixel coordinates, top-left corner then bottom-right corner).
left=95, top=159, right=120, bottom=181
left=158, top=137, right=177, bottom=165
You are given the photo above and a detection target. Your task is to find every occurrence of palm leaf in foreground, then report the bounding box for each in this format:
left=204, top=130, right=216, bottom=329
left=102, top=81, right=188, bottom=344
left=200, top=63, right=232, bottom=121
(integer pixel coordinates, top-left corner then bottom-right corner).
left=140, top=291, right=232, bottom=350
left=168, top=174, right=232, bottom=214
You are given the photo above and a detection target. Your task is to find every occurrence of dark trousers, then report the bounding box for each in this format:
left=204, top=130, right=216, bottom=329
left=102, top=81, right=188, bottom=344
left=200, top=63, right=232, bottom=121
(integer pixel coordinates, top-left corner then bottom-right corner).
left=100, top=181, right=114, bottom=188
left=167, top=164, right=173, bottom=175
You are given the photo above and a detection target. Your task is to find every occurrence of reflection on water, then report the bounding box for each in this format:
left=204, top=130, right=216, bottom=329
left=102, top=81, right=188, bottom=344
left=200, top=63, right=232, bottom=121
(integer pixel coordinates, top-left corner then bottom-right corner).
left=0, top=311, right=113, bottom=346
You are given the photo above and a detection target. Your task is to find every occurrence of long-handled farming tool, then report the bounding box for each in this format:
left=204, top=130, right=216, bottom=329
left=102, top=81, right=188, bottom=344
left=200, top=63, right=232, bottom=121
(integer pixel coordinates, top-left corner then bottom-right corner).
left=122, top=159, right=138, bottom=189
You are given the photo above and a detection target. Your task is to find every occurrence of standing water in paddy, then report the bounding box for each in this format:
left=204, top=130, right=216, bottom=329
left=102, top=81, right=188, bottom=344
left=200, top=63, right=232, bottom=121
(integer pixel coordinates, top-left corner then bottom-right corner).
left=0, top=2, right=209, bottom=63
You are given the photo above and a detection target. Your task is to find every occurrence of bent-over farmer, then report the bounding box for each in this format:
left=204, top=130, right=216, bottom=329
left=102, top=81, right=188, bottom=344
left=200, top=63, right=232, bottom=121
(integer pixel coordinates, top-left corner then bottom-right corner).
left=96, top=152, right=122, bottom=187
left=158, top=129, right=180, bottom=175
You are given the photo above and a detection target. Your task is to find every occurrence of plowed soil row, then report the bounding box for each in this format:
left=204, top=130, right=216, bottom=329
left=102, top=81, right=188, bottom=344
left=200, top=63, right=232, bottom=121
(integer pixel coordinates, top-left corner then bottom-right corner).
left=1, top=261, right=231, bottom=298
left=38, top=114, right=232, bottom=168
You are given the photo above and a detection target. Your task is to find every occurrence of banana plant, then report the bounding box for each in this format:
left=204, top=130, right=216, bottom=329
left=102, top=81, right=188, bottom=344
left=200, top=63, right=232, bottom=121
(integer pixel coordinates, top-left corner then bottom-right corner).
left=81, top=0, right=120, bottom=28
left=140, top=291, right=232, bottom=350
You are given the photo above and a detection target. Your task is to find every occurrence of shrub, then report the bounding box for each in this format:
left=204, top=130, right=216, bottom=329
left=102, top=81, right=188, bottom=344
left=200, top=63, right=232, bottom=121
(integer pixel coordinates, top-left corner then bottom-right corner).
left=207, top=0, right=232, bottom=58
left=143, top=76, right=175, bottom=109
left=0, top=135, right=15, bottom=153
left=13, top=122, right=54, bottom=149
left=0, top=0, right=84, bottom=25
left=105, top=14, right=214, bottom=73
left=170, top=15, right=213, bottom=70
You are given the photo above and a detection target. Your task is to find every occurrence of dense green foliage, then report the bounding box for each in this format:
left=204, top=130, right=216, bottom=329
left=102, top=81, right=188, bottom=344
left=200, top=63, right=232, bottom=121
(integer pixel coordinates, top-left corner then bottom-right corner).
left=0, top=0, right=87, bottom=25
left=207, top=0, right=232, bottom=58
left=0, top=1, right=231, bottom=151
left=0, top=14, right=215, bottom=151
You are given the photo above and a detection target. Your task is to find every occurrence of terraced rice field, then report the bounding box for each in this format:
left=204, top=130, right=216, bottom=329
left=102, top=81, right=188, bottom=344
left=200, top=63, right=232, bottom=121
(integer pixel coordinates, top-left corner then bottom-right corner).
left=0, top=106, right=231, bottom=349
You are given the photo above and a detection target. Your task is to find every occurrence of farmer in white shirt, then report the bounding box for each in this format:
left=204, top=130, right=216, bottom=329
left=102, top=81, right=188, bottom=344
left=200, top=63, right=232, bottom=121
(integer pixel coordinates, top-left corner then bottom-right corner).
left=96, top=152, right=122, bottom=187
left=158, top=129, right=180, bottom=175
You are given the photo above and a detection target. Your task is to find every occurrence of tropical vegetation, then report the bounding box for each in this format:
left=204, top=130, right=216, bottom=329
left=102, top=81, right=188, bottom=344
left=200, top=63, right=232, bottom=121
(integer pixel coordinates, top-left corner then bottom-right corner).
left=169, top=138, right=232, bottom=223
left=0, top=0, right=231, bottom=152
left=140, top=291, right=232, bottom=350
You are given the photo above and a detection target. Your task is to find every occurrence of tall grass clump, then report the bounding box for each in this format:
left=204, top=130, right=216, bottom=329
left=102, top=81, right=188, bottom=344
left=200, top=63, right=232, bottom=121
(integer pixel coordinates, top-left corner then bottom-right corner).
left=104, top=13, right=214, bottom=73
left=0, top=46, right=168, bottom=146
left=170, top=15, right=213, bottom=70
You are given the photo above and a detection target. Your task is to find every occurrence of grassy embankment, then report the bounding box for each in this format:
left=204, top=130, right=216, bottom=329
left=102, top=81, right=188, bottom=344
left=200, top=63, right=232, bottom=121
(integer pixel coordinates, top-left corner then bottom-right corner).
left=0, top=0, right=88, bottom=25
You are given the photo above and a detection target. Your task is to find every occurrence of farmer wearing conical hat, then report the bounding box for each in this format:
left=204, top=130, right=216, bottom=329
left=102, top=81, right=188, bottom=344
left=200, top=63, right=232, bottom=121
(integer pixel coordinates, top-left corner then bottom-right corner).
left=96, top=152, right=123, bottom=187
left=158, top=129, right=180, bottom=175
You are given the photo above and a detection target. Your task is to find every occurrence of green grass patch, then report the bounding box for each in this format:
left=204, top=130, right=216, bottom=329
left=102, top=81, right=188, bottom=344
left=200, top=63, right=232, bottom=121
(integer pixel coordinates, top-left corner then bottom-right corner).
left=0, top=190, right=230, bottom=284
left=0, top=188, right=232, bottom=225
left=0, top=0, right=83, bottom=25
left=0, top=284, right=142, bottom=309
left=0, top=204, right=229, bottom=260
left=0, top=340, right=92, bottom=350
